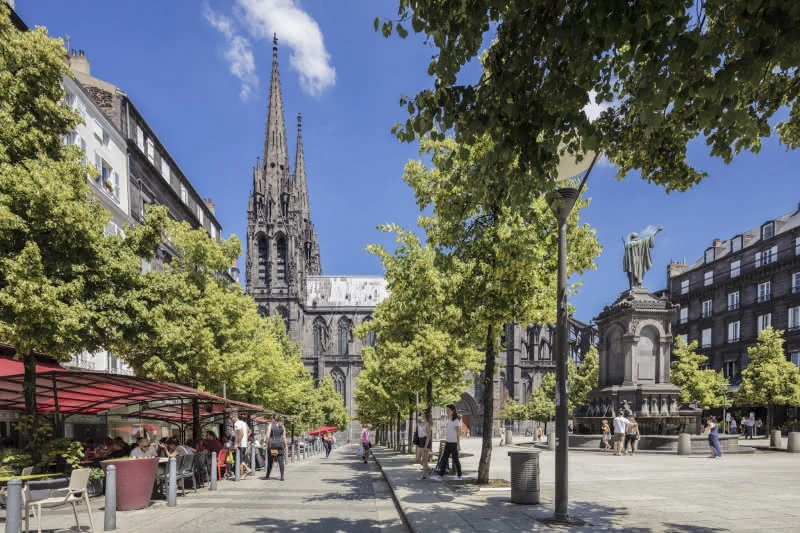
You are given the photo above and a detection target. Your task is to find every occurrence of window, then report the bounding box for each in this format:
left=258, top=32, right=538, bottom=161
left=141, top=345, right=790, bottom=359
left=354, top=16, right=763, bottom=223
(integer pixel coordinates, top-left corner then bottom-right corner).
left=64, top=131, right=76, bottom=146
left=761, top=222, right=774, bottom=240
left=730, top=260, right=740, bottom=278
left=680, top=279, right=689, bottom=295
left=539, top=341, right=551, bottom=361
left=701, top=328, right=712, bottom=348
left=704, top=271, right=713, bottom=286
left=728, top=291, right=740, bottom=311
left=789, top=306, right=800, bottom=331
left=180, top=183, right=188, bottom=204
left=113, top=171, right=120, bottom=201
left=136, top=127, right=144, bottom=151
left=338, top=318, right=351, bottom=355
left=276, top=237, right=287, bottom=283
left=791, top=351, right=800, bottom=371
left=724, top=360, right=737, bottom=380
left=793, top=272, right=800, bottom=293
left=197, top=205, right=204, bottom=225
left=727, top=321, right=740, bottom=343
left=757, top=313, right=772, bottom=334
left=705, top=248, right=715, bottom=264
left=331, top=368, right=346, bottom=405
left=679, top=307, right=688, bottom=324
left=313, top=319, right=326, bottom=356
left=702, top=299, right=713, bottom=318
left=796, top=237, right=800, bottom=256
left=210, top=224, right=217, bottom=241
left=256, top=235, right=268, bottom=284
left=757, top=281, right=771, bottom=303
left=731, top=235, right=743, bottom=253
left=161, top=157, right=170, bottom=182
left=79, top=137, right=87, bottom=166
left=678, top=334, right=688, bottom=345
left=146, top=138, right=155, bottom=164
left=761, top=245, right=778, bottom=266
left=92, top=118, right=104, bottom=140
left=64, top=91, right=75, bottom=107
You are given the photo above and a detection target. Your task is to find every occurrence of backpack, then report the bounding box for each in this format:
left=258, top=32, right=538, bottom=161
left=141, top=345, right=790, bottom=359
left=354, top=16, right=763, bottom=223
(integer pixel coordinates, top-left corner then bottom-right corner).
left=412, top=428, right=419, bottom=446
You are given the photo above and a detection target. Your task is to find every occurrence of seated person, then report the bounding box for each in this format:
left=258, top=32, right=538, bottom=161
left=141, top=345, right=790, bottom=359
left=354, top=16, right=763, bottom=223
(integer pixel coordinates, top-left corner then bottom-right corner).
left=160, top=438, right=193, bottom=457
left=113, top=436, right=132, bottom=455
left=103, top=440, right=128, bottom=460
left=202, top=431, right=223, bottom=454
left=130, top=437, right=157, bottom=459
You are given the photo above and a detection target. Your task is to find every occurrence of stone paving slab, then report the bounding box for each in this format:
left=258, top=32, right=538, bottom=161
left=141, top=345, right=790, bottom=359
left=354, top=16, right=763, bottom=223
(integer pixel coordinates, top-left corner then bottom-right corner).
left=372, top=436, right=800, bottom=532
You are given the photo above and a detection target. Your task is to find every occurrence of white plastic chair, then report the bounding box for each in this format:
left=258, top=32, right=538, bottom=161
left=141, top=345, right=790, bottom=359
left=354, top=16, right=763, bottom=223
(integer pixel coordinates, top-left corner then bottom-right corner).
left=24, top=468, right=95, bottom=533
left=20, top=466, right=34, bottom=477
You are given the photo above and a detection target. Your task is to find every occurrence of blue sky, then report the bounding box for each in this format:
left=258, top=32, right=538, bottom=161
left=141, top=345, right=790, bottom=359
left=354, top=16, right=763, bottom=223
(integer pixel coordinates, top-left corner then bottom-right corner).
left=16, top=1, right=800, bottom=324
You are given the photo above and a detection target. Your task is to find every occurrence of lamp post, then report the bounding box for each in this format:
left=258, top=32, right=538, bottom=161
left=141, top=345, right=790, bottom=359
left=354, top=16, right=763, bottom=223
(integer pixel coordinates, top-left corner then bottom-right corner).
left=548, top=148, right=599, bottom=523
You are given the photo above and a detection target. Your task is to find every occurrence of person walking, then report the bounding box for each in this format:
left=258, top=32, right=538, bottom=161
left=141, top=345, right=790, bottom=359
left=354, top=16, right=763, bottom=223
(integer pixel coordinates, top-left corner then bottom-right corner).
left=431, top=404, right=462, bottom=481
left=265, top=416, right=287, bottom=480
left=230, top=411, right=252, bottom=478
left=417, top=409, right=433, bottom=479
left=612, top=409, right=630, bottom=456
left=360, top=424, right=372, bottom=464
left=743, top=414, right=755, bottom=439
left=600, top=419, right=611, bottom=451
left=707, top=415, right=722, bottom=458
left=625, top=416, right=640, bottom=455
left=323, top=431, right=333, bottom=458
left=728, top=417, right=737, bottom=435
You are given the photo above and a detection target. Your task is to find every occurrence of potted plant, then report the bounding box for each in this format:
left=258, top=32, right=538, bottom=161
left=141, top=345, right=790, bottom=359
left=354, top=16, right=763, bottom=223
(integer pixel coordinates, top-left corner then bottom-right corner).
left=87, top=468, right=105, bottom=497
left=100, top=457, right=158, bottom=511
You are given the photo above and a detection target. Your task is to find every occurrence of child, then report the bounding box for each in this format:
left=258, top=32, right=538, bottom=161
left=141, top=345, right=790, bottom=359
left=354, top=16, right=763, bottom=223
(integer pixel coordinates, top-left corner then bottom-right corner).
left=601, top=419, right=611, bottom=451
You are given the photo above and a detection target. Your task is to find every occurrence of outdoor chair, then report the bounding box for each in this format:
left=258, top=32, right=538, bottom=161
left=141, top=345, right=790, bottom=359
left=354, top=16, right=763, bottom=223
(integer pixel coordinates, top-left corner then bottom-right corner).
left=24, top=468, right=95, bottom=533
left=177, top=454, right=197, bottom=495
left=20, top=466, right=33, bottom=477
left=216, top=449, right=229, bottom=481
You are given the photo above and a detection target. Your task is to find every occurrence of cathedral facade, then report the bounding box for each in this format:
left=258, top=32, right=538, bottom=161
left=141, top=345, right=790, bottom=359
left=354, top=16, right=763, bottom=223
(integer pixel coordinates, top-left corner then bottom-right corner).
left=244, top=37, right=386, bottom=427
left=245, top=37, right=597, bottom=437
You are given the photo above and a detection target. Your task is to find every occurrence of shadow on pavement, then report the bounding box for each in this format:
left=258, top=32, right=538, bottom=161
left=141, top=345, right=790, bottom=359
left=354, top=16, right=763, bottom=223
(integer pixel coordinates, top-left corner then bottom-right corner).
left=236, top=515, right=403, bottom=532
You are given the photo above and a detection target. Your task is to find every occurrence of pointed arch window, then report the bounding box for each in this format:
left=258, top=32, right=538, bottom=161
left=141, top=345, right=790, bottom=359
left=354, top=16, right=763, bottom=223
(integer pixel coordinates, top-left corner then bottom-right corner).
left=338, top=317, right=352, bottom=355
left=331, top=368, right=346, bottom=405
left=363, top=316, right=376, bottom=347
left=276, top=236, right=287, bottom=284
left=276, top=306, right=289, bottom=332
left=313, top=318, right=326, bottom=356
left=257, top=235, right=268, bottom=284
left=539, top=341, right=551, bottom=361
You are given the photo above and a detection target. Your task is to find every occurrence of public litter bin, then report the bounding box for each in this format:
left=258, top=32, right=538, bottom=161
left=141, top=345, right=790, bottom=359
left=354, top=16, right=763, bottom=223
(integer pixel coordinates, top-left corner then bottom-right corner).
left=508, top=449, right=540, bottom=504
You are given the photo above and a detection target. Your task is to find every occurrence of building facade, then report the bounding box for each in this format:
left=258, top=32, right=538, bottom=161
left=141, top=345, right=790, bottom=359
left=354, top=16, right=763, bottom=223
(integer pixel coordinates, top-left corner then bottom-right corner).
left=668, top=203, right=800, bottom=384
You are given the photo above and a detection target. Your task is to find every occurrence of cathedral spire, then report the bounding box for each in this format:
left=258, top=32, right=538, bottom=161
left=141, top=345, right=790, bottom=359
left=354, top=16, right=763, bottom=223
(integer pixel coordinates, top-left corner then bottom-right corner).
left=262, top=34, right=290, bottom=192
left=295, top=113, right=310, bottom=221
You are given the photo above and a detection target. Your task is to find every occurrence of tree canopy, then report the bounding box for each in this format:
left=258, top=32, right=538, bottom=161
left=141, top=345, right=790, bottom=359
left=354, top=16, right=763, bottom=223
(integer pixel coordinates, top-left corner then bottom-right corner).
left=670, top=336, right=729, bottom=409
left=378, top=1, right=799, bottom=199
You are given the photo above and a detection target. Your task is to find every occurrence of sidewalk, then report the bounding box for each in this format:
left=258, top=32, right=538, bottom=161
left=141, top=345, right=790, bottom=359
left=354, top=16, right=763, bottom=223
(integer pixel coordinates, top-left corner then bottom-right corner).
left=372, top=437, right=800, bottom=532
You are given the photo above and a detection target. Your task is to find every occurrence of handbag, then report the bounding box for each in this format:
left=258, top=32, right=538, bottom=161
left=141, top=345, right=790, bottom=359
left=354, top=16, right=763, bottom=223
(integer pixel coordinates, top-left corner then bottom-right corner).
left=412, top=429, right=419, bottom=446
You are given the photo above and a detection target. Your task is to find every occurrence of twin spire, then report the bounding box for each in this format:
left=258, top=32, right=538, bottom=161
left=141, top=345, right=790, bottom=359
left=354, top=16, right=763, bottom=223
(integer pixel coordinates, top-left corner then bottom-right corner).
left=260, top=34, right=308, bottom=220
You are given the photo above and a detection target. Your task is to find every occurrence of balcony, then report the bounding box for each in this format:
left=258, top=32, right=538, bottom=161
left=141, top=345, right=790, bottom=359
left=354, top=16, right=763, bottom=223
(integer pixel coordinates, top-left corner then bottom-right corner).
left=701, top=343, right=712, bottom=349
left=793, top=285, right=800, bottom=294
left=701, top=311, right=713, bottom=319
left=728, top=303, right=740, bottom=311
left=757, top=294, right=771, bottom=303
left=727, top=337, right=740, bottom=344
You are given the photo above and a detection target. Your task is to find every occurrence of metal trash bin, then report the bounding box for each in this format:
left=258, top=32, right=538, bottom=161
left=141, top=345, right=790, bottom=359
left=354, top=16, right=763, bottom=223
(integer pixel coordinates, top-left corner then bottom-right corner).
left=508, top=449, right=540, bottom=504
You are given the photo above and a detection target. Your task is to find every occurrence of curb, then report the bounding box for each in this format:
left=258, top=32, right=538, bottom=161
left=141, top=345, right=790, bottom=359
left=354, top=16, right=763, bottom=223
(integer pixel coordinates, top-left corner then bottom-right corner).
left=370, top=447, right=418, bottom=533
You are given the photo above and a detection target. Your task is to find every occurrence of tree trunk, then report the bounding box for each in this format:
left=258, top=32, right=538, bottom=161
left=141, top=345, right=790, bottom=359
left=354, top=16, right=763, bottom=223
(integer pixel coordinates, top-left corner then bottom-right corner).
left=408, top=405, right=414, bottom=455
left=478, top=324, right=496, bottom=485
left=426, top=378, right=433, bottom=411
left=396, top=412, right=401, bottom=451
left=192, top=398, right=201, bottom=444
left=768, top=405, right=774, bottom=435
left=22, top=351, right=39, bottom=452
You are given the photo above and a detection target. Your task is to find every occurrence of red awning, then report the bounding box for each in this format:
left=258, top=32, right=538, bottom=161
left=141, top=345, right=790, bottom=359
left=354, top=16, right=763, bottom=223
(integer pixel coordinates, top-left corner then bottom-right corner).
left=0, top=355, right=66, bottom=377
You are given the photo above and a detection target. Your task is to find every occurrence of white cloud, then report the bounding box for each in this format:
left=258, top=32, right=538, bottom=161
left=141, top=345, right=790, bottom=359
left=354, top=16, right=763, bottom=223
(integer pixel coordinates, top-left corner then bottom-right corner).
left=203, top=5, right=258, bottom=101
left=639, top=224, right=660, bottom=237
left=583, top=90, right=613, bottom=122
left=236, top=0, right=335, bottom=96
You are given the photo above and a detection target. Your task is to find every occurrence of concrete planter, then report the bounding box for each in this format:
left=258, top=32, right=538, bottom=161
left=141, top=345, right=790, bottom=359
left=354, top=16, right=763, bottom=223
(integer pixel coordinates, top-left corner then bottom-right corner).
left=787, top=432, right=800, bottom=453
left=101, top=457, right=158, bottom=511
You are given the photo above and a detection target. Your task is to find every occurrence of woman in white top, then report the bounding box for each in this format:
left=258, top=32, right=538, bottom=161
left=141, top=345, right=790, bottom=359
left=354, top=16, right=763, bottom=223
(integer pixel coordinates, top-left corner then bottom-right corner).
left=432, top=404, right=462, bottom=480
left=416, top=409, right=433, bottom=479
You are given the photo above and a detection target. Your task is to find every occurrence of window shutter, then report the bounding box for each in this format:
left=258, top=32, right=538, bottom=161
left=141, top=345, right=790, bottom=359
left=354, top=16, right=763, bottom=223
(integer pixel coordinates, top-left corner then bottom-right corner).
left=113, top=172, right=120, bottom=200
left=136, top=127, right=144, bottom=150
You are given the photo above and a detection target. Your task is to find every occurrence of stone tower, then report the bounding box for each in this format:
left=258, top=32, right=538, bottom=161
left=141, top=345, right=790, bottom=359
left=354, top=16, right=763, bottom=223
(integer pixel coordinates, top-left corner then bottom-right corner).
left=246, top=35, right=321, bottom=337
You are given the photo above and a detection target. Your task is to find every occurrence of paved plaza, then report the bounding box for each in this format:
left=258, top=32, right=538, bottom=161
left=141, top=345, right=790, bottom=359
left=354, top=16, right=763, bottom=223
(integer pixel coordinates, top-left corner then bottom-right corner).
left=373, top=437, right=800, bottom=532
left=10, top=446, right=407, bottom=533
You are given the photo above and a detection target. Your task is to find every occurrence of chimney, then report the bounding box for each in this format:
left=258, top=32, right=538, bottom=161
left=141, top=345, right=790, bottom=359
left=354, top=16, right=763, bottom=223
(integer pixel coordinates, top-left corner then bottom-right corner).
left=205, top=198, right=215, bottom=215
left=712, top=238, right=721, bottom=248
left=67, top=48, right=90, bottom=76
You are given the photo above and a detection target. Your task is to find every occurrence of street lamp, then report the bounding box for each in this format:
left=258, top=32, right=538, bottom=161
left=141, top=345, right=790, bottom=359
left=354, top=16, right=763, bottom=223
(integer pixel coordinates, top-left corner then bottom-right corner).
left=548, top=147, right=599, bottom=523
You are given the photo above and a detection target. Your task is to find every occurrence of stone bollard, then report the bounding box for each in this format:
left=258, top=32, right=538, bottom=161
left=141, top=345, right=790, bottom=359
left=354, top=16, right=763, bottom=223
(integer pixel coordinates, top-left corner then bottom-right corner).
left=5, top=478, right=22, bottom=533
left=210, top=451, right=217, bottom=490
left=547, top=432, right=556, bottom=451
left=167, top=457, right=177, bottom=507
left=771, top=430, right=783, bottom=449
left=788, top=432, right=800, bottom=453
left=104, top=464, right=117, bottom=531
left=235, top=447, right=241, bottom=482
left=250, top=443, right=256, bottom=473
left=506, top=429, right=514, bottom=445
left=677, top=433, right=692, bottom=455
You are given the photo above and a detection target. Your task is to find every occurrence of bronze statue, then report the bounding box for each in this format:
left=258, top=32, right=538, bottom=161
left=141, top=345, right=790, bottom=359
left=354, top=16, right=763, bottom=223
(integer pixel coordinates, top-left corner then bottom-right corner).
left=623, top=227, right=662, bottom=289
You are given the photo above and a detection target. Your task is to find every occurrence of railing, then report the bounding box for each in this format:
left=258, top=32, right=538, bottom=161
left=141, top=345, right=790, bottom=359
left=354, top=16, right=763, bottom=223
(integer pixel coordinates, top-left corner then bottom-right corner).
left=66, top=359, right=95, bottom=370
left=727, top=337, right=740, bottom=344
left=728, top=303, right=740, bottom=311
left=757, top=294, right=771, bottom=303
left=701, top=310, right=712, bottom=318
left=793, top=285, right=800, bottom=294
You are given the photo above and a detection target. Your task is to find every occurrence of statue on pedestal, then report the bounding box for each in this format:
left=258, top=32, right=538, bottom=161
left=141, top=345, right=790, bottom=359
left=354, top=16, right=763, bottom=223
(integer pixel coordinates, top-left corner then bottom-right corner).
left=623, top=227, right=663, bottom=289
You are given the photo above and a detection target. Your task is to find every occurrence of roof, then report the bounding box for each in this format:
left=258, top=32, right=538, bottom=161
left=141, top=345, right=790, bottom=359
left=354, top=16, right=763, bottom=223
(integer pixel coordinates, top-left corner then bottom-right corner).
left=0, top=355, right=267, bottom=418
left=683, top=204, right=800, bottom=272
left=306, top=276, right=388, bottom=308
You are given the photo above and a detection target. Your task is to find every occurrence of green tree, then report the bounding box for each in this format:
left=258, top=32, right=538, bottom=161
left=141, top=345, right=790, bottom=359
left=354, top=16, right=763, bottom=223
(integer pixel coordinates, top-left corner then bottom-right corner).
left=403, top=135, right=601, bottom=483
left=499, top=399, right=528, bottom=424
left=0, top=7, right=152, bottom=449
left=737, top=328, right=800, bottom=432
left=570, top=346, right=599, bottom=413
left=671, top=336, right=729, bottom=409
left=527, top=373, right=556, bottom=423
left=314, top=377, right=350, bottom=430
left=378, top=1, right=800, bottom=196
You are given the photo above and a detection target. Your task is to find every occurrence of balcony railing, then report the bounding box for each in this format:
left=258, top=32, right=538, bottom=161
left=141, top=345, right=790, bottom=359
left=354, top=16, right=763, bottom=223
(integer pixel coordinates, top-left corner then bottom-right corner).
left=702, top=311, right=713, bottom=318
left=727, top=337, right=740, bottom=344
left=757, top=294, right=771, bottom=303
left=793, top=285, right=800, bottom=294
left=701, top=342, right=712, bottom=348
left=66, top=359, right=95, bottom=370
left=728, top=303, right=740, bottom=311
